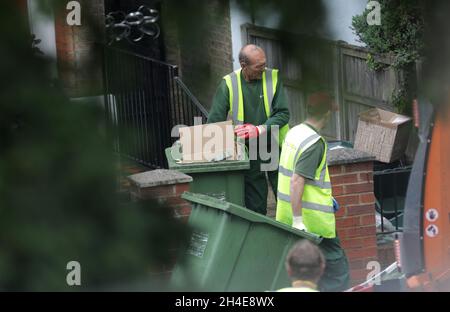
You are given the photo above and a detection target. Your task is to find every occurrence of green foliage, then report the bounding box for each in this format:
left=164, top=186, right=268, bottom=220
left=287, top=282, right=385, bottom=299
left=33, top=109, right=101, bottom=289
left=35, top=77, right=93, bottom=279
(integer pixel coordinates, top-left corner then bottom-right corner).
left=0, top=1, right=189, bottom=291
left=352, top=0, right=424, bottom=112
left=391, top=88, right=408, bottom=115
left=366, top=53, right=387, bottom=71
left=352, top=0, right=424, bottom=69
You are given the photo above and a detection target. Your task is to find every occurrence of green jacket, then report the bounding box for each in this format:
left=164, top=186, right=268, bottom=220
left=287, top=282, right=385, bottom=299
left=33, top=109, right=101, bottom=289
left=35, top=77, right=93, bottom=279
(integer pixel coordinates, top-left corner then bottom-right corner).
left=208, top=70, right=289, bottom=135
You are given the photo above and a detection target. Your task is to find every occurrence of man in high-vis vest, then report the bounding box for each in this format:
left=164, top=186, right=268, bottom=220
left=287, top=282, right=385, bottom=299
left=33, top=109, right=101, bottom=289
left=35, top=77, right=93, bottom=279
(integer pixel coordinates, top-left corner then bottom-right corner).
left=276, top=92, right=350, bottom=292
left=208, top=44, right=290, bottom=215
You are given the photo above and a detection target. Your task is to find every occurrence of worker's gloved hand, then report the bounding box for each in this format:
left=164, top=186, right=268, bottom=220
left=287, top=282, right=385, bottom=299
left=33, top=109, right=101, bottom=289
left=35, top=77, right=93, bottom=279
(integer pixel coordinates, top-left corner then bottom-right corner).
left=292, top=216, right=306, bottom=231
left=234, top=124, right=261, bottom=139
left=332, top=197, right=340, bottom=213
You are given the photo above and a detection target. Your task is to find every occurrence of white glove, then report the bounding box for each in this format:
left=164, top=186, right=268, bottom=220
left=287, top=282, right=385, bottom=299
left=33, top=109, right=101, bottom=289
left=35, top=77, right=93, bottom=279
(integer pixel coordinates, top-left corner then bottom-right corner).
left=292, top=216, right=306, bottom=231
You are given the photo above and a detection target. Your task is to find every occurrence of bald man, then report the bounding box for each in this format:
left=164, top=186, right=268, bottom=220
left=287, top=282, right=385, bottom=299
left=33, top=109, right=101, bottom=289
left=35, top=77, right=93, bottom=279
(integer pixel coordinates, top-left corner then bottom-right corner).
left=208, top=45, right=290, bottom=215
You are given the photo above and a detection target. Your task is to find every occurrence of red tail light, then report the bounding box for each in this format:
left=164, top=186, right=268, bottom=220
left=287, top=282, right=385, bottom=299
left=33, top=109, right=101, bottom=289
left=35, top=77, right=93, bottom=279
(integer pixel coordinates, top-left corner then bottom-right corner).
left=395, top=238, right=402, bottom=270
left=413, top=99, right=420, bottom=128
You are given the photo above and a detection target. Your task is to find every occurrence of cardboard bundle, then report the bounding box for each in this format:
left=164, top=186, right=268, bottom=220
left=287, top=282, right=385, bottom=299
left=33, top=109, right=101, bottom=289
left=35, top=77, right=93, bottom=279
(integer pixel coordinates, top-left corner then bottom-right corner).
left=354, top=108, right=412, bottom=163
left=178, top=121, right=244, bottom=163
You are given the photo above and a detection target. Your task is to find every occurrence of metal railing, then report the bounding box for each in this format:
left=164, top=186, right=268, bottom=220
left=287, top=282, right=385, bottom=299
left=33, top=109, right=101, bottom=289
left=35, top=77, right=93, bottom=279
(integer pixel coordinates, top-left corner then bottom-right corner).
left=103, top=47, right=208, bottom=168
left=173, top=76, right=209, bottom=122
left=374, top=166, right=412, bottom=234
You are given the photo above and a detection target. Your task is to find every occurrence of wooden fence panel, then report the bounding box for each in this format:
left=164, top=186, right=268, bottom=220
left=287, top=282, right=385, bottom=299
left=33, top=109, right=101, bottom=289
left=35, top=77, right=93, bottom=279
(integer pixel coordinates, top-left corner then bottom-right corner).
left=338, top=44, right=398, bottom=140
left=242, top=24, right=404, bottom=142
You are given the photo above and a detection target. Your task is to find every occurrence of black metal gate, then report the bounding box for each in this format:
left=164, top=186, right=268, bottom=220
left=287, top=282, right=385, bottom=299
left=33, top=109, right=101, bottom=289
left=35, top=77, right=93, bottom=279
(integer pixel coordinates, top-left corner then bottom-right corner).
left=103, top=47, right=208, bottom=168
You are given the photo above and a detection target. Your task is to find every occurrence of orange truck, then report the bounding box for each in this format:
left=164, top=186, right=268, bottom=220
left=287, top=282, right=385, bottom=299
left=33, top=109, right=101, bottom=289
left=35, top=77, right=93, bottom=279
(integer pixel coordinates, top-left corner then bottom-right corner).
left=398, top=98, right=450, bottom=291
left=349, top=99, right=450, bottom=292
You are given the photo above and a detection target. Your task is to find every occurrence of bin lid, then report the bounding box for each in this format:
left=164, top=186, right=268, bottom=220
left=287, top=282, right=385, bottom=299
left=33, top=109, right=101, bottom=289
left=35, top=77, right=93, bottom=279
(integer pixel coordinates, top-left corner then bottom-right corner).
left=165, top=147, right=250, bottom=174
left=182, top=192, right=322, bottom=244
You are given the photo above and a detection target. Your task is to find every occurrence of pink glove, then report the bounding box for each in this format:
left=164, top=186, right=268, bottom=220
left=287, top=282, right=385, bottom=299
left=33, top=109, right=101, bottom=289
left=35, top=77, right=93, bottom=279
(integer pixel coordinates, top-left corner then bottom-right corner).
left=234, top=123, right=260, bottom=139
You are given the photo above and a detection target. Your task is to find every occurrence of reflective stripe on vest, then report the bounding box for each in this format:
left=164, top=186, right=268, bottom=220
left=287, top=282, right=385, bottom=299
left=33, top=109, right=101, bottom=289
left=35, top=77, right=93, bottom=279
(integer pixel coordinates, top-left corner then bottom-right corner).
left=277, top=192, right=334, bottom=213
left=223, top=68, right=289, bottom=145
left=276, top=123, right=336, bottom=238
left=224, top=70, right=243, bottom=125
left=278, top=165, right=332, bottom=189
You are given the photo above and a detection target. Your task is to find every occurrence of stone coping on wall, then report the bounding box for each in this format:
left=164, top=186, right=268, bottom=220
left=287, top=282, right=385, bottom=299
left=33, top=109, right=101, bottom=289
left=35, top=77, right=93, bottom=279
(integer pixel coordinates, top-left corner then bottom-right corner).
left=127, top=169, right=193, bottom=188
left=328, top=147, right=375, bottom=166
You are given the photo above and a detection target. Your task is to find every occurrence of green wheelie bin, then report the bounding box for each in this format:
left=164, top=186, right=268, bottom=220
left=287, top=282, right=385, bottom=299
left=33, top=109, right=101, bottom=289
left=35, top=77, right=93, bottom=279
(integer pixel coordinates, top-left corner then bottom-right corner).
left=170, top=192, right=322, bottom=292
left=165, top=146, right=249, bottom=206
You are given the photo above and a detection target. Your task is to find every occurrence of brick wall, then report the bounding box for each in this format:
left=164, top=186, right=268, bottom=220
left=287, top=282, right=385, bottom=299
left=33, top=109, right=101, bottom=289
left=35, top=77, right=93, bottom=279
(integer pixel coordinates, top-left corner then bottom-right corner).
left=127, top=169, right=192, bottom=275
left=128, top=169, right=193, bottom=224
left=161, top=7, right=181, bottom=70
left=162, top=0, right=233, bottom=110
left=205, top=0, right=234, bottom=101
left=16, top=0, right=27, bottom=12
left=130, top=180, right=192, bottom=224
left=330, top=161, right=378, bottom=286
left=54, top=0, right=104, bottom=97
left=117, top=158, right=150, bottom=194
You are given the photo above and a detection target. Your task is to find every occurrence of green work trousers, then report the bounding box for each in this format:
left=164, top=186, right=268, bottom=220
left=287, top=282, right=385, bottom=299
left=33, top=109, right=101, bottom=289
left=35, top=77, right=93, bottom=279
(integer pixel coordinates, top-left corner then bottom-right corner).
left=318, top=236, right=350, bottom=292
left=244, top=157, right=278, bottom=216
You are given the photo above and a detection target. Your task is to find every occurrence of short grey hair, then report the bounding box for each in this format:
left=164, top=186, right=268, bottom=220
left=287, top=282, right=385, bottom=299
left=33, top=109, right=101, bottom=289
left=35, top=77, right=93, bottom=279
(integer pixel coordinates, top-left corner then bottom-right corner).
left=239, top=44, right=263, bottom=65
left=285, top=240, right=325, bottom=281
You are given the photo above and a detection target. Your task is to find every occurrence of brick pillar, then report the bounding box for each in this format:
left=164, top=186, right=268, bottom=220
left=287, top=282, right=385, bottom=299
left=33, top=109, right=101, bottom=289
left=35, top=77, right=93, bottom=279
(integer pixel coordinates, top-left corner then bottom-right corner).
left=329, top=149, right=377, bottom=286
left=16, top=0, right=27, bottom=12
left=127, top=169, right=193, bottom=223
left=127, top=169, right=193, bottom=275
left=16, top=0, right=28, bottom=30
left=116, top=157, right=149, bottom=194
left=54, top=0, right=105, bottom=96
left=161, top=0, right=233, bottom=109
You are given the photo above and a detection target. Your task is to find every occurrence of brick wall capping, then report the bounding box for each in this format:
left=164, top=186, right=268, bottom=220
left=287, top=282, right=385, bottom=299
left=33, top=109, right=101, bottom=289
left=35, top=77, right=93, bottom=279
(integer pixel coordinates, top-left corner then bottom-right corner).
left=328, top=147, right=375, bottom=166
left=127, top=169, right=192, bottom=188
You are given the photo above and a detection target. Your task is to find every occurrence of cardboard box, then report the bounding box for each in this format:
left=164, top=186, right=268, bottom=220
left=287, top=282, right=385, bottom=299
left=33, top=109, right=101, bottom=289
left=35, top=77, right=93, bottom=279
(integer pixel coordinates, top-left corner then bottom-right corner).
left=178, top=120, right=243, bottom=163
left=354, top=108, right=412, bottom=163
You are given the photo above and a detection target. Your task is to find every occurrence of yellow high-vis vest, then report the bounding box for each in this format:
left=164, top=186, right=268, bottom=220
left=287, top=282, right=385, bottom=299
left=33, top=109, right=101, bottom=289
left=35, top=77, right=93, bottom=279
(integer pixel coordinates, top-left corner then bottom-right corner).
left=276, top=123, right=336, bottom=238
left=223, top=68, right=289, bottom=146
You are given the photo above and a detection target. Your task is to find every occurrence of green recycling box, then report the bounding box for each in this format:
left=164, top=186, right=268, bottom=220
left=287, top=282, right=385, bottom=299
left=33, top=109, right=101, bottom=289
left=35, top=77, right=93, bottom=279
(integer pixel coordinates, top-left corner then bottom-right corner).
left=170, top=192, right=322, bottom=292
left=165, top=146, right=249, bottom=206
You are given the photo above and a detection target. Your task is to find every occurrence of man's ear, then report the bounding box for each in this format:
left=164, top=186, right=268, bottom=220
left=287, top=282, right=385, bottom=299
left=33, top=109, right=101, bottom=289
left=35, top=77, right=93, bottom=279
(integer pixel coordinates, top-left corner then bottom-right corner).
left=320, top=262, right=326, bottom=276
left=286, top=266, right=293, bottom=278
